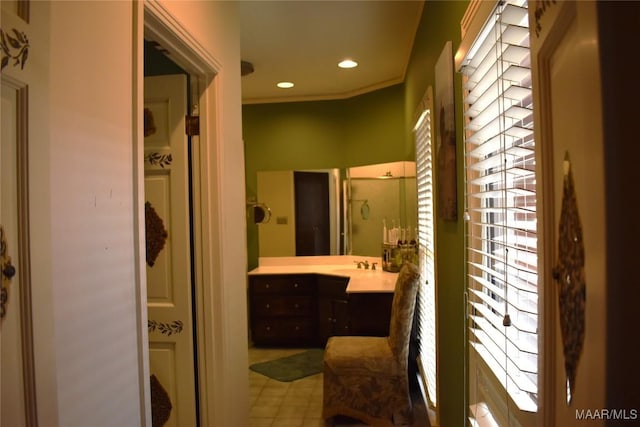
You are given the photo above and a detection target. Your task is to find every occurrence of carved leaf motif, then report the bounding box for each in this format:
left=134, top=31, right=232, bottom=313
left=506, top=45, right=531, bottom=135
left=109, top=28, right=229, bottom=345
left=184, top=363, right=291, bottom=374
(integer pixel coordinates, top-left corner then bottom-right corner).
left=20, top=49, right=28, bottom=69
left=145, top=202, right=168, bottom=267
left=150, top=374, right=172, bottom=427
left=12, top=29, right=26, bottom=44
left=1, top=226, right=14, bottom=319
left=148, top=320, right=184, bottom=336
left=0, top=27, right=29, bottom=72
left=7, top=33, right=20, bottom=49
left=144, top=108, right=157, bottom=137
left=145, top=152, right=172, bottom=168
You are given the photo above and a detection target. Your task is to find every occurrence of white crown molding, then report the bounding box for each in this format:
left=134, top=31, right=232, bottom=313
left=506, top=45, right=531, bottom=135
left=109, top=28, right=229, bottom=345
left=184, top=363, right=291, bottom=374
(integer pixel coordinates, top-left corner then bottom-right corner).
left=143, top=0, right=221, bottom=76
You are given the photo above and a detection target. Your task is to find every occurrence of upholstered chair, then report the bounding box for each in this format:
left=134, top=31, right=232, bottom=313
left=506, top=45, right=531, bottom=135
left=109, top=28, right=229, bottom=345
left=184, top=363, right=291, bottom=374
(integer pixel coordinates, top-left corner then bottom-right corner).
left=322, top=262, right=420, bottom=426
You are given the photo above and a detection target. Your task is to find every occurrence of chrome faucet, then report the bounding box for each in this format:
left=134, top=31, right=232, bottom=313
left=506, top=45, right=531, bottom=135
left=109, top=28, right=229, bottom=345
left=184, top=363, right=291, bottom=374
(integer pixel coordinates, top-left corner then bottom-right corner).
left=355, top=260, right=370, bottom=269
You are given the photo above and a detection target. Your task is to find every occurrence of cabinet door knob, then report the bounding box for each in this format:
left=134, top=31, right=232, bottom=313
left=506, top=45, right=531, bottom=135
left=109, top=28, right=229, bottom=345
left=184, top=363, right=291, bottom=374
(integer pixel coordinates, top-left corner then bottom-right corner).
left=265, top=326, right=271, bottom=331
left=294, top=303, right=299, bottom=309
left=265, top=303, right=270, bottom=309
left=295, top=326, right=300, bottom=331
left=265, top=283, right=270, bottom=289
left=294, top=283, right=298, bottom=288
left=3, top=263, right=15, bottom=279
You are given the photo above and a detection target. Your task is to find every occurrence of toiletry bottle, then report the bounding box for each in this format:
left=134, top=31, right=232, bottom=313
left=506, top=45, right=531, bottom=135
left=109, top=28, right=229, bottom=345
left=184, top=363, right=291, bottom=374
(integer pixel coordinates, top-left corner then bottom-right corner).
left=390, top=220, right=396, bottom=246
left=383, top=218, right=388, bottom=244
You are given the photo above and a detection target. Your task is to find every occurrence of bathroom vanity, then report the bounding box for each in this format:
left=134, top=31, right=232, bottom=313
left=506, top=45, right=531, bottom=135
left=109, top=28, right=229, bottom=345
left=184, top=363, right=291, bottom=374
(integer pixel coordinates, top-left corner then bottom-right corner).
left=248, top=256, right=397, bottom=346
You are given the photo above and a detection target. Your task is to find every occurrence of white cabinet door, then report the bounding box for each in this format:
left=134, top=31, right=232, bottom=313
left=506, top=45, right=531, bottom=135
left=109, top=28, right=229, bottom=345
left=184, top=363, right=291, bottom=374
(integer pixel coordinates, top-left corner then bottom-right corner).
left=530, top=2, right=606, bottom=425
left=144, top=74, right=197, bottom=427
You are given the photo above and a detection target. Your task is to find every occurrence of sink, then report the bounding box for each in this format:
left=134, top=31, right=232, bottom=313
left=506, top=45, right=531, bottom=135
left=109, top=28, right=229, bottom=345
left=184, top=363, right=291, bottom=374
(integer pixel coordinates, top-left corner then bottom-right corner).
left=330, top=268, right=381, bottom=277
left=330, top=267, right=397, bottom=292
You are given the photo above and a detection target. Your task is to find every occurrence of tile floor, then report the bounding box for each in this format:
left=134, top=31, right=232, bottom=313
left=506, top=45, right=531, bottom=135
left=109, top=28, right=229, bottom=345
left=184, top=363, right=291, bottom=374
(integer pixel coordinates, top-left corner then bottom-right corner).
left=248, top=347, right=430, bottom=427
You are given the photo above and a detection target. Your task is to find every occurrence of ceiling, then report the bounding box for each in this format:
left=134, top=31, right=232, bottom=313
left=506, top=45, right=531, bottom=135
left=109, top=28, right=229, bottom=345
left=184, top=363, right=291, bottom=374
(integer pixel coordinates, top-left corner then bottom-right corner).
left=238, top=1, right=425, bottom=105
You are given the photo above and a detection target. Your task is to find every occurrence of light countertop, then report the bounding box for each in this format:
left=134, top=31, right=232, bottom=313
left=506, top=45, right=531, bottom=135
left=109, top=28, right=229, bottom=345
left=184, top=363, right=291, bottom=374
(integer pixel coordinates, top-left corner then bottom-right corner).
left=248, top=255, right=397, bottom=293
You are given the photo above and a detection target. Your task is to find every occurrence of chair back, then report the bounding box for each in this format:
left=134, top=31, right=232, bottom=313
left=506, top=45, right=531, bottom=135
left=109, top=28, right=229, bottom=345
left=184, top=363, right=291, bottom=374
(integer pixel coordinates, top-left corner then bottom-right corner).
left=387, top=262, right=420, bottom=362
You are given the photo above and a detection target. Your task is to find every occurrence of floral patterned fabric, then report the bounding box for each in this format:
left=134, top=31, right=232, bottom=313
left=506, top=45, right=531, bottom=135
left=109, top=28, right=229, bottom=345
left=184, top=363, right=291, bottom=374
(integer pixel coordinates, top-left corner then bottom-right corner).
left=323, top=262, right=420, bottom=426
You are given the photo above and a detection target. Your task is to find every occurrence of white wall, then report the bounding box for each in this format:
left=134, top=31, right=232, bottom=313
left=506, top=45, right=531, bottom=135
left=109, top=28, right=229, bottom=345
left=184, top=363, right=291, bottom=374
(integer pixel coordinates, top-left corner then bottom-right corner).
left=39, top=1, right=247, bottom=426
left=48, top=2, right=142, bottom=425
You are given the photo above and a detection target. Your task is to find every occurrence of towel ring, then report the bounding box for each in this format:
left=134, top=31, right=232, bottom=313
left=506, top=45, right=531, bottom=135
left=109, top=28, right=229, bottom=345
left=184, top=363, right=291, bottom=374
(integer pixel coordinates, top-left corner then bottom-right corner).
left=252, top=203, right=271, bottom=224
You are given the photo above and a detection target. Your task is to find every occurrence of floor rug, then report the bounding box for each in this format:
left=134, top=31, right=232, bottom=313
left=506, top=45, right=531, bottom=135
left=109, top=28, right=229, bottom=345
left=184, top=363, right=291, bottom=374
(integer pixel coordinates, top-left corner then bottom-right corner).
left=250, top=349, right=324, bottom=382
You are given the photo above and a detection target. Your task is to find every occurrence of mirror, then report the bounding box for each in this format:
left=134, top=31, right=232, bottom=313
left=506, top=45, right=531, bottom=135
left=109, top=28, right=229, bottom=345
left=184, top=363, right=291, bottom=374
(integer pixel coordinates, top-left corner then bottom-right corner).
left=347, top=162, right=416, bottom=257
left=256, top=161, right=416, bottom=258
left=256, top=168, right=343, bottom=257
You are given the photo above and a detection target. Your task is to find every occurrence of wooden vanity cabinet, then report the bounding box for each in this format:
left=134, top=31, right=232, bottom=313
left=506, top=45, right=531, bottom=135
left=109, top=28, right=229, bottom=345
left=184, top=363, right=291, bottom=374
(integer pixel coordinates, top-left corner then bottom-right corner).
left=349, top=293, right=393, bottom=337
left=249, top=273, right=394, bottom=346
left=249, top=274, right=316, bottom=346
left=317, top=275, right=350, bottom=345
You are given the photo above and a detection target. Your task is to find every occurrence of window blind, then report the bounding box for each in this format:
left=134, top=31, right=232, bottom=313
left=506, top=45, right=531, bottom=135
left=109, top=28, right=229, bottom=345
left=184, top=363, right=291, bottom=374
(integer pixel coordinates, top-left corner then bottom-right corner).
left=414, top=105, right=437, bottom=408
left=460, top=0, right=538, bottom=413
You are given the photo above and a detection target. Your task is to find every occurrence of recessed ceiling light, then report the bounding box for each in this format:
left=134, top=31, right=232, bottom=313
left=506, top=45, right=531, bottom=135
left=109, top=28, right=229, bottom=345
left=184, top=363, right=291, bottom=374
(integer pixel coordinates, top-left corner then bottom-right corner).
left=277, top=81, right=294, bottom=89
left=338, top=59, right=358, bottom=69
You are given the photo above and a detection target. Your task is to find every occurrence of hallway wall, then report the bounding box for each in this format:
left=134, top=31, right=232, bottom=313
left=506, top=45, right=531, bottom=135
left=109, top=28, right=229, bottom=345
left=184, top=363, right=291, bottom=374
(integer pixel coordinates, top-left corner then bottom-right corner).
left=48, top=2, right=141, bottom=425
left=35, top=1, right=247, bottom=425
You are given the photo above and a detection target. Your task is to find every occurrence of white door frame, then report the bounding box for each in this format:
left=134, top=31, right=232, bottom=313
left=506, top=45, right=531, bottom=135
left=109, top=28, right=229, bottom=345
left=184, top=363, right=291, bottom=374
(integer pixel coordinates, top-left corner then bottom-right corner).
left=133, top=2, right=225, bottom=426
left=1, top=3, right=47, bottom=425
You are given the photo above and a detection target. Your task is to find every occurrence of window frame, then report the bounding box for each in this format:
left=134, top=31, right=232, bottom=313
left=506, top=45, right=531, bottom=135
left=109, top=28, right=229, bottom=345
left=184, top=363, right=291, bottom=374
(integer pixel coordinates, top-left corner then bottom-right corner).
left=413, top=86, right=439, bottom=424
left=458, top=0, right=540, bottom=424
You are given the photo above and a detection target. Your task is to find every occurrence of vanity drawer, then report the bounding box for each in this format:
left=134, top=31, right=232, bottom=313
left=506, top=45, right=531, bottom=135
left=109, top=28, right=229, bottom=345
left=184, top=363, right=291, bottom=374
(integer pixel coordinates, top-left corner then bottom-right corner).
left=252, top=318, right=313, bottom=344
left=317, top=275, right=349, bottom=296
left=250, top=275, right=314, bottom=294
left=252, top=295, right=313, bottom=316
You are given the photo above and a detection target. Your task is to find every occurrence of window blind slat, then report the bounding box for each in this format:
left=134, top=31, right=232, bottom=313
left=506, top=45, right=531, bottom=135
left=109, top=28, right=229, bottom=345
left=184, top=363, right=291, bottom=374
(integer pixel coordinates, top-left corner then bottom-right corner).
left=469, top=306, right=537, bottom=358
left=500, top=3, right=529, bottom=26
left=471, top=343, right=538, bottom=412
left=466, top=112, right=532, bottom=146
left=469, top=167, right=535, bottom=188
left=469, top=286, right=538, bottom=333
left=470, top=324, right=539, bottom=391
left=468, top=254, right=537, bottom=291
left=469, top=243, right=537, bottom=273
left=469, top=219, right=538, bottom=240
left=470, top=316, right=538, bottom=378
left=466, top=37, right=531, bottom=87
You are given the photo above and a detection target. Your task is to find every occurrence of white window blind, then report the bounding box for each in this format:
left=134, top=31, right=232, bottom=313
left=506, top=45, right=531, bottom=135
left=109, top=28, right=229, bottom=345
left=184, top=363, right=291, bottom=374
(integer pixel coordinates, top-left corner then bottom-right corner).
left=414, top=105, right=437, bottom=408
left=460, top=0, right=538, bottom=413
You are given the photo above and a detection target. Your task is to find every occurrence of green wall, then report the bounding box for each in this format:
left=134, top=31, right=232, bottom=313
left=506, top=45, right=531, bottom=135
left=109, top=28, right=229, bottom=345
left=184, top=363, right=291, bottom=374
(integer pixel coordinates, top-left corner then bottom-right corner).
left=404, top=1, right=469, bottom=426
left=243, top=84, right=409, bottom=269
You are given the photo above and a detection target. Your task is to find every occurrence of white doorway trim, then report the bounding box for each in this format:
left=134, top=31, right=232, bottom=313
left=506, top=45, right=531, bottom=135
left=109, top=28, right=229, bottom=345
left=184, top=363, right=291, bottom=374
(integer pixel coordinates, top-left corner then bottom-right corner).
left=133, top=1, right=226, bottom=426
